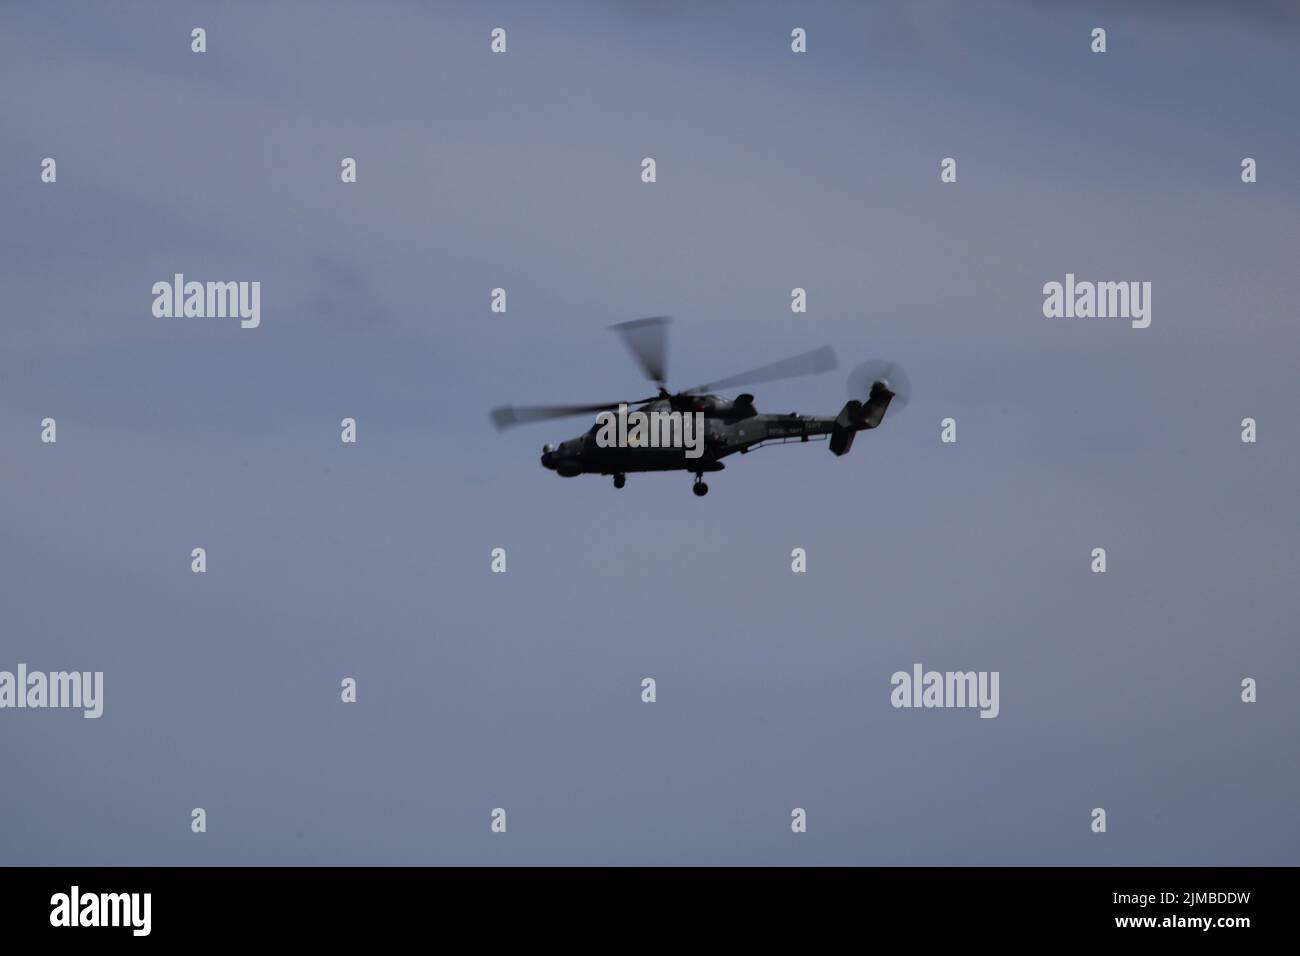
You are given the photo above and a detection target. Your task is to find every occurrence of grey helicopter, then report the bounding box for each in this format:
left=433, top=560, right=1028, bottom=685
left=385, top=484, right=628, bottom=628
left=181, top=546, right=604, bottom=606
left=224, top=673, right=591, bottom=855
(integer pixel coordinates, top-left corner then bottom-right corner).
left=490, top=316, right=909, bottom=496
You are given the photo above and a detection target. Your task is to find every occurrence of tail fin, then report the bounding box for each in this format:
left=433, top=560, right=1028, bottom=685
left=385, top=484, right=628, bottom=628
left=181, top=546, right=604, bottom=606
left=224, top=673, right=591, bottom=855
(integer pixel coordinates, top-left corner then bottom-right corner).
left=829, top=383, right=895, bottom=456
left=829, top=401, right=860, bottom=455
left=859, top=381, right=895, bottom=428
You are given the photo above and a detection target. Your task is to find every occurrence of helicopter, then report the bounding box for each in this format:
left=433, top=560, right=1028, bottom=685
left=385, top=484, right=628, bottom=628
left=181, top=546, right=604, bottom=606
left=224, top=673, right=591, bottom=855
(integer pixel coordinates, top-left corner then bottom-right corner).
left=490, top=316, right=909, bottom=496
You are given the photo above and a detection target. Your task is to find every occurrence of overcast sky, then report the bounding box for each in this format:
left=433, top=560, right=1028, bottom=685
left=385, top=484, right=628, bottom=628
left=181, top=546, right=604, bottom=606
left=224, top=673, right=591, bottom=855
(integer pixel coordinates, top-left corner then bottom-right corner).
left=2, top=0, right=1298, bottom=865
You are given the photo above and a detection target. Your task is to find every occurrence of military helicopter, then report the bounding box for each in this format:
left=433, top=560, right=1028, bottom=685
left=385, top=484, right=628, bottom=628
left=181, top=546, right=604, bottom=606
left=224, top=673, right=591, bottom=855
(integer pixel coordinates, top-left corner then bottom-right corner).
left=490, top=317, right=909, bottom=495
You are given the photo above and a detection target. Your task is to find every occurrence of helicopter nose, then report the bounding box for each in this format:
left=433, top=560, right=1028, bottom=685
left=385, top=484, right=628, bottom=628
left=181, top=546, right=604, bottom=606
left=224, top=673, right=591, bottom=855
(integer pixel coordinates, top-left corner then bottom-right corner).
left=541, top=446, right=555, bottom=469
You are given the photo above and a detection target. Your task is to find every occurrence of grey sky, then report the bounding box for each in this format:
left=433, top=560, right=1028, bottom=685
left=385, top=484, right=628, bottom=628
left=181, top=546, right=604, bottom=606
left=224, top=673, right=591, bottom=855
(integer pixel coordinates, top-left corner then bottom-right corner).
left=2, top=0, right=1297, bottom=865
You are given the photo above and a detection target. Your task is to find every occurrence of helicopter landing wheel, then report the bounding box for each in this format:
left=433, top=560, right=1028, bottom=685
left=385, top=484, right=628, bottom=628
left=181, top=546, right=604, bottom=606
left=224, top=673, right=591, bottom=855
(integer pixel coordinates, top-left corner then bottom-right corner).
left=613, top=474, right=626, bottom=489
left=692, top=477, right=709, bottom=497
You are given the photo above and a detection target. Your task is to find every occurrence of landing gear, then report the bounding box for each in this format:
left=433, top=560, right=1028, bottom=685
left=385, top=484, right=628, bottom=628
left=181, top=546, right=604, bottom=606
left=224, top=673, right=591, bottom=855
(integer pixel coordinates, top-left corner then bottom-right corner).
left=613, top=474, right=626, bottom=489
left=692, top=475, right=709, bottom=497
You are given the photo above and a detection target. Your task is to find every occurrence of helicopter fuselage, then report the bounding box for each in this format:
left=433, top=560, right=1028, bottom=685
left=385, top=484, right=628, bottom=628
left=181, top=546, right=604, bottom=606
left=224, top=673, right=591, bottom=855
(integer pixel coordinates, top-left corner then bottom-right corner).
left=540, top=386, right=892, bottom=480
left=490, top=315, right=902, bottom=495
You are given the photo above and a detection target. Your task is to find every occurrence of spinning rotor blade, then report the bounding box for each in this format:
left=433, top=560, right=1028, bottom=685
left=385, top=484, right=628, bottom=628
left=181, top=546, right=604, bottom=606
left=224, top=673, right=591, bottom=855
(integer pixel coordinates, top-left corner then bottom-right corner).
left=490, top=397, right=657, bottom=431
left=610, top=315, right=671, bottom=386
left=685, top=344, right=837, bottom=394
left=847, top=359, right=911, bottom=412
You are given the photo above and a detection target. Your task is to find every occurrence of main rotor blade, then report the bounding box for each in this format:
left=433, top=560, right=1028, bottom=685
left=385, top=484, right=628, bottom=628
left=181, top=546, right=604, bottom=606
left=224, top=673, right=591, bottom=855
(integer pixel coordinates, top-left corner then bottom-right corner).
left=610, top=315, right=671, bottom=386
left=490, top=398, right=657, bottom=431
left=685, top=344, right=837, bottom=394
